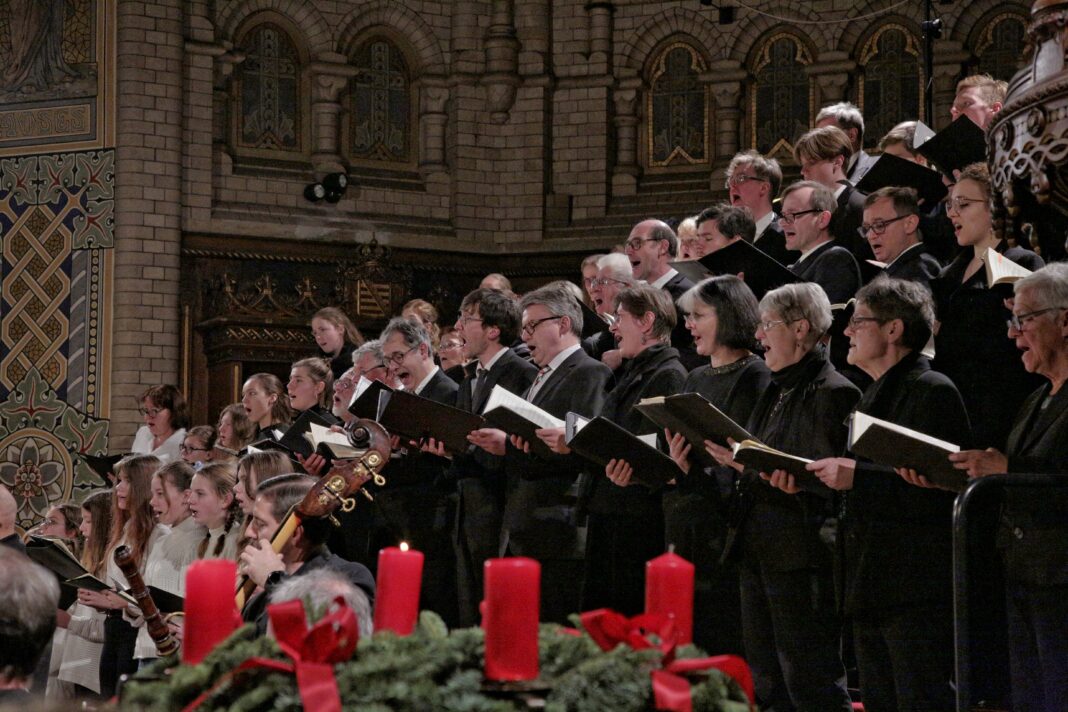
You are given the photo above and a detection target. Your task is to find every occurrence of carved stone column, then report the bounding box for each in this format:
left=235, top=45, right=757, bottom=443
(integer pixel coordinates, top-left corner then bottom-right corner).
left=309, top=53, right=357, bottom=174
left=586, top=1, right=613, bottom=73
left=418, top=77, right=450, bottom=175
left=702, top=60, right=747, bottom=170
left=612, top=78, right=641, bottom=195
left=806, top=51, right=856, bottom=107
left=484, top=0, right=520, bottom=122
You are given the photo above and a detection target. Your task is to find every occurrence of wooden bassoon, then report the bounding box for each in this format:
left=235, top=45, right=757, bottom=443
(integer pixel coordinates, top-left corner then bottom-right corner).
left=234, top=418, right=391, bottom=610
left=114, top=544, right=179, bottom=657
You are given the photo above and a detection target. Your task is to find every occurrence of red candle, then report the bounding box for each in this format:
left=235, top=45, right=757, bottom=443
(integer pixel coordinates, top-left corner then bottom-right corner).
left=373, top=543, right=424, bottom=636
left=482, top=557, right=539, bottom=681
left=183, top=559, right=241, bottom=664
left=645, top=550, right=695, bottom=644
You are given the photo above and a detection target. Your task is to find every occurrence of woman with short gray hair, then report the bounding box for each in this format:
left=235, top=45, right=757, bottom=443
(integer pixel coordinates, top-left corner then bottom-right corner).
left=705, top=280, right=860, bottom=710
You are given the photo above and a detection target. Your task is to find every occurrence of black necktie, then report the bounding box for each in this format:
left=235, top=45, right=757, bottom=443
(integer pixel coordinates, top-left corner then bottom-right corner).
left=472, top=366, right=489, bottom=409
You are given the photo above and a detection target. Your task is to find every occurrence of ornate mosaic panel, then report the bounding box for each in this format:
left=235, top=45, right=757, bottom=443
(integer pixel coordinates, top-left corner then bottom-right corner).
left=351, top=38, right=412, bottom=164
left=647, top=43, right=709, bottom=168
left=859, top=25, right=923, bottom=150
left=977, top=14, right=1028, bottom=84
left=236, top=23, right=301, bottom=152
left=751, top=34, right=813, bottom=158
left=0, top=1, right=114, bottom=530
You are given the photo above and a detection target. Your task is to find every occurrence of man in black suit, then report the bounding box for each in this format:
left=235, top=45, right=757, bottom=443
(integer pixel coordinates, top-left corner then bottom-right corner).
left=795, top=126, right=872, bottom=262
left=377, top=316, right=459, bottom=625
left=950, top=264, right=1068, bottom=712
left=862, top=187, right=941, bottom=287
left=783, top=180, right=864, bottom=378
left=468, top=283, right=612, bottom=623
left=449, top=288, right=538, bottom=626
left=726, top=150, right=797, bottom=266
left=624, top=219, right=701, bottom=369
left=782, top=181, right=861, bottom=304
left=816, top=101, right=878, bottom=184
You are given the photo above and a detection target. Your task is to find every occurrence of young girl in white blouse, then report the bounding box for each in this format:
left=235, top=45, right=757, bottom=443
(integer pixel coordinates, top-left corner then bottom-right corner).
left=188, top=462, right=243, bottom=562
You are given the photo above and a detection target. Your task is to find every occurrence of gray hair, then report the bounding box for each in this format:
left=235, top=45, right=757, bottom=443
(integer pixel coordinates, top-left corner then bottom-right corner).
left=726, top=150, right=783, bottom=197
left=0, top=549, right=59, bottom=681
left=782, top=180, right=837, bottom=215
left=520, top=282, right=584, bottom=337
left=816, top=101, right=865, bottom=144
left=760, top=282, right=833, bottom=345
left=856, top=276, right=935, bottom=352
left=379, top=318, right=432, bottom=352
left=269, top=568, right=373, bottom=641
left=351, top=338, right=384, bottom=366
left=597, top=252, right=636, bottom=284
left=1016, top=262, right=1068, bottom=312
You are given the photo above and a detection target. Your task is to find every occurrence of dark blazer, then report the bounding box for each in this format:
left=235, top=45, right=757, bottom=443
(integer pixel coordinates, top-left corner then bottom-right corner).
left=582, top=330, right=617, bottom=364
left=842, top=353, right=971, bottom=614
left=830, top=182, right=873, bottom=262
left=1000, top=382, right=1068, bottom=585
left=932, top=242, right=1045, bottom=449
left=579, top=344, right=687, bottom=517
left=740, top=348, right=862, bottom=572
left=754, top=217, right=798, bottom=267
left=789, top=240, right=862, bottom=305
left=885, top=243, right=941, bottom=287
left=846, top=149, right=878, bottom=185
left=501, top=347, right=613, bottom=559
left=322, top=342, right=357, bottom=381
left=661, top=271, right=702, bottom=371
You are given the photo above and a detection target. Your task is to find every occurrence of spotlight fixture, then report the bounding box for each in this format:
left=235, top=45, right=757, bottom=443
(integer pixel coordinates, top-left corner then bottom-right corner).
left=302, top=172, right=350, bottom=204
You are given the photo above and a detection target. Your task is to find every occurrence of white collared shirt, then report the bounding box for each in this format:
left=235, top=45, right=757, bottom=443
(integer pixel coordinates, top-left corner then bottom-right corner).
left=795, top=239, right=833, bottom=265
left=833, top=183, right=847, bottom=201
left=754, top=210, right=775, bottom=238
left=650, top=268, right=679, bottom=290
left=414, top=365, right=441, bottom=395
left=479, top=346, right=507, bottom=372
left=885, top=241, right=924, bottom=270
left=527, top=343, right=581, bottom=401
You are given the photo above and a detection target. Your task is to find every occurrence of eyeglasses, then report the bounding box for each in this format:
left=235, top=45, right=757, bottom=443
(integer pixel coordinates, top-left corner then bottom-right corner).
left=779, top=209, right=822, bottom=225
left=591, top=277, right=628, bottom=288
left=179, top=444, right=210, bottom=454
left=363, top=362, right=387, bottom=372
left=335, top=378, right=355, bottom=391
left=1007, top=307, right=1066, bottom=332
left=759, top=319, right=797, bottom=332
left=858, top=214, right=909, bottom=237
left=138, top=407, right=164, bottom=417
left=625, top=236, right=664, bottom=250
left=724, top=174, right=768, bottom=189
left=945, top=196, right=985, bottom=214
left=847, top=315, right=885, bottom=329
left=521, top=315, right=563, bottom=336
left=456, top=312, right=483, bottom=327
left=384, top=346, right=418, bottom=365
left=684, top=311, right=713, bottom=324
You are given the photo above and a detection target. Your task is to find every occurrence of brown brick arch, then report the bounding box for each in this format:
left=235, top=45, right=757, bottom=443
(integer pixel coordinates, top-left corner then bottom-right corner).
left=836, top=2, right=927, bottom=54
left=216, top=0, right=333, bottom=56
left=336, top=1, right=446, bottom=75
left=728, top=2, right=826, bottom=64
left=949, top=0, right=1031, bottom=44
left=617, top=7, right=723, bottom=77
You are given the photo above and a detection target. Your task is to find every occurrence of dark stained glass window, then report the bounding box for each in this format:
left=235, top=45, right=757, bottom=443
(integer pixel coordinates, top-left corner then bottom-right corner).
left=647, top=43, right=709, bottom=167
left=351, top=39, right=411, bottom=164
left=860, top=25, right=923, bottom=149
left=977, top=15, right=1027, bottom=83
left=236, top=23, right=300, bottom=151
left=751, top=35, right=811, bottom=157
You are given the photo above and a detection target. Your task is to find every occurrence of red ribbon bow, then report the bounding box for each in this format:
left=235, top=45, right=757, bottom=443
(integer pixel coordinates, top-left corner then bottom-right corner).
left=181, top=596, right=358, bottom=712
left=579, top=608, right=755, bottom=712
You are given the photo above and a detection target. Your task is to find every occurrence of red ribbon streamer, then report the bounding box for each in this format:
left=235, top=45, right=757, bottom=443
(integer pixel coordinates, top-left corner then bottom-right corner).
left=579, top=608, right=755, bottom=711
left=181, top=596, right=358, bottom=712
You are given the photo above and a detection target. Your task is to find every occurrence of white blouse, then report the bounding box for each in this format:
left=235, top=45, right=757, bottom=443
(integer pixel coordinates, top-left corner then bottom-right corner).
left=131, top=426, right=186, bottom=464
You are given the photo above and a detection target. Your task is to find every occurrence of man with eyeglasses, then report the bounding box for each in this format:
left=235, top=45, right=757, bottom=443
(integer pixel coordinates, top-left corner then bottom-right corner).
left=861, top=187, right=941, bottom=287
left=624, top=219, right=701, bottom=369
left=375, top=317, right=460, bottom=625
left=781, top=181, right=861, bottom=305
left=726, top=150, right=797, bottom=266
left=794, top=126, right=872, bottom=262
left=449, top=288, right=538, bottom=626
left=468, top=283, right=612, bottom=624
left=584, top=252, right=635, bottom=366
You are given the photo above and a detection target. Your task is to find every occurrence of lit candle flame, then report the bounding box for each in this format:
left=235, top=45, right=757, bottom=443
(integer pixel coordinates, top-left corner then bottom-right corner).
left=400, top=542, right=409, bottom=552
